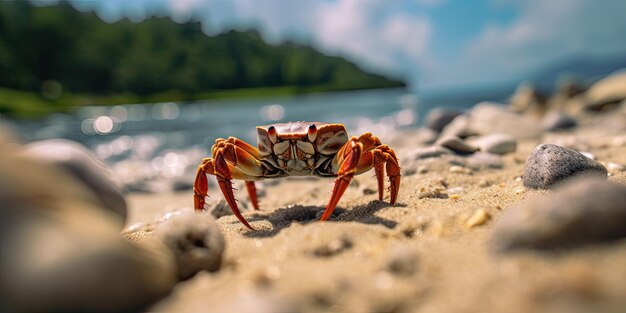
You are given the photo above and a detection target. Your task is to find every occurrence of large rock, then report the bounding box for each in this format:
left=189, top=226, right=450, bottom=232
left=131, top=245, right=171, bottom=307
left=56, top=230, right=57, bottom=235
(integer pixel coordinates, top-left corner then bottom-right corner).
left=491, top=178, right=626, bottom=251
left=523, top=144, right=607, bottom=189
left=23, top=139, right=127, bottom=222
left=0, top=133, right=211, bottom=313
left=0, top=146, right=178, bottom=312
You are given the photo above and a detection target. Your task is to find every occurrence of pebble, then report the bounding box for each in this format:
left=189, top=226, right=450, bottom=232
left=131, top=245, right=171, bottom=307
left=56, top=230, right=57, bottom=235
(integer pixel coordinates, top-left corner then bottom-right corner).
left=154, top=212, right=225, bottom=280
left=23, top=139, right=127, bottom=221
left=465, top=152, right=503, bottom=170
left=408, top=146, right=454, bottom=160
left=436, top=135, right=479, bottom=154
left=209, top=198, right=249, bottom=219
left=385, top=247, right=419, bottom=276
left=449, top=165, right=472, bottom=174
left=447, top=187, right=464, bottom=195
left=478, top=180, right=491, bottom=188
left=465, top=209, right=491, bottom=228
left=541, top=111, right=578, bottom=131
left=509, top=83, right=548, bottom=116
left=491, top=178, right=626, bottom=251
left=417, top=186, right=448, bottom=199
left=606, top=162, right=625, bottom=172
left=417, top=165, right=429, bottom=174
left=361, top=187, right=377, bottom=195
left=468, top=102, right=543, bottom=139
left=424, top=108, right=464, bottom=132
left=440, top=115, right=476, bottom=139
left=523, top=144, right=607, bottom=189
left=470, top=133, right=517, bottom=155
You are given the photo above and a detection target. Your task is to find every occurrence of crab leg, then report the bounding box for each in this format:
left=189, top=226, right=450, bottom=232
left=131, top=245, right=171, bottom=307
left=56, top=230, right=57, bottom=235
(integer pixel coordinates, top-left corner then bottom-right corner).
left=225, top=137, right=261, bottom=159
left=245, top=181, right=260, bottom=210
left=194, top=138, right=267, bottom=230
left=320, top=139, right=362, bottom=221
left=193, top=158, right=214, bottom=211
left=380, top=145, right=401, bottom=204
left=356, top=149, right=388, bottom=201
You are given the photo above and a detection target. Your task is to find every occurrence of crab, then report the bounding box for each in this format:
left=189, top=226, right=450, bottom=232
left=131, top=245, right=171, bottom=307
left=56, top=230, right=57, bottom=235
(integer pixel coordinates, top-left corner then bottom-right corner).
left=193, top=122, right=401, bottom=230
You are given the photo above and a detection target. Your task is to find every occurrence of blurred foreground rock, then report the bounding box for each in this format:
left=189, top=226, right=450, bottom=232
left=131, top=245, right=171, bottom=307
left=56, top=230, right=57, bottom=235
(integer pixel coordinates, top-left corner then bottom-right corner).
left=491, top=178, right=626, bottom=251
left=23, top=139, right=128, bottom=222
left=0, top=133, right=224, bottom=312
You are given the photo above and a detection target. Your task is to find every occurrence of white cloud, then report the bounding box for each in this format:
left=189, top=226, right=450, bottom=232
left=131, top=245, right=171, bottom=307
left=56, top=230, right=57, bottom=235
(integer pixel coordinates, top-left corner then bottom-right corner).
left=438, top=0, right=626, bottom=88
left=312, top=0, right=431, bottom=76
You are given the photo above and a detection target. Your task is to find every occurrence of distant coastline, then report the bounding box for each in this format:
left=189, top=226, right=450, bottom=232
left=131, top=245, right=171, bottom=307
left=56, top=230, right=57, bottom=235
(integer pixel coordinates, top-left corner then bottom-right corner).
left=0, top=2, right=405, bottom=119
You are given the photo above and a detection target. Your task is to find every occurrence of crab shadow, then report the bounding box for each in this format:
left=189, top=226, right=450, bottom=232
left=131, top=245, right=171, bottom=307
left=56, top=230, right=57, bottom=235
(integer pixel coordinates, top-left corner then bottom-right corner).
left=243, top=200, right=403, bottom=238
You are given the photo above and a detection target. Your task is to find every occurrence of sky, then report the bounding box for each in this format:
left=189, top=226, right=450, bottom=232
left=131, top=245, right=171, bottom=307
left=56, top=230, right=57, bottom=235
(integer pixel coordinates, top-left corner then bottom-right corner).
left=43, top=0, right=626, bottom=90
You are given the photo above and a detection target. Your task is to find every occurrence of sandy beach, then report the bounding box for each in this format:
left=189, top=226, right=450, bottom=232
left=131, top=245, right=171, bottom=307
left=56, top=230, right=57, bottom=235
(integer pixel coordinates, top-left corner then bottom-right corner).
left=123, top=90, right=626, bottom=312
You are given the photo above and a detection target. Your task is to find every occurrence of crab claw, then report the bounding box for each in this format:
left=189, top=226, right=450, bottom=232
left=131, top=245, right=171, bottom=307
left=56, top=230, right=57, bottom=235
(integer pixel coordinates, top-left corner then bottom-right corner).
left=214, top=151, right=255, bottom=230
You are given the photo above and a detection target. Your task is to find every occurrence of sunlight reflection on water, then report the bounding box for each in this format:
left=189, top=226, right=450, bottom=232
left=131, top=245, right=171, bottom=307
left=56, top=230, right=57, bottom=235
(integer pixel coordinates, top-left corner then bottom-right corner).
left=15, top=88, right=488, bottom=191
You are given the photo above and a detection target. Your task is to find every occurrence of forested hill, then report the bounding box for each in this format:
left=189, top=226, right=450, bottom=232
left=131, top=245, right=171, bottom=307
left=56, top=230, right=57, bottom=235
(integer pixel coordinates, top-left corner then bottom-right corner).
left=0, top=1, right=405, bottom=99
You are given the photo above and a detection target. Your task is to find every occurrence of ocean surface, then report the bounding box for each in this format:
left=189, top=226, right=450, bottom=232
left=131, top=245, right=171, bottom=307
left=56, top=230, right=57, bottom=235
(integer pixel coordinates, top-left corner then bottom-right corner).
left=6, top=87, right=509, bottom=190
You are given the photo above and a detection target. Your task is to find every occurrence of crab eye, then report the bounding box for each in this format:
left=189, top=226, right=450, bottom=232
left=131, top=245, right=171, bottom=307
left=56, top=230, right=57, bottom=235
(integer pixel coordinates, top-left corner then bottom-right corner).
left=268, top=126, right=278, bottom=143
left=307, top=124, right=317, bottom=142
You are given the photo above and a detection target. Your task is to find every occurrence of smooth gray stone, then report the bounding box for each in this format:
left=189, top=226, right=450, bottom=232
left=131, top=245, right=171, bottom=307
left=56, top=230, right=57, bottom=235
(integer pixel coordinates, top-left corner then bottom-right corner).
left=491, top=178, right=626, bottom=251
left=471, top=133, right=517, bottom=155
left=440, top=115, right=476, bottom=139
left=468, top=102, right=543, bottom=139
left=465, top=152, right=503, bottom=170
left=408, top=146, right=454, bottom=160
left=0, top=138, right=178, bottom=313
left=523, top=144, right=607, bottom=189
left=24, top=139, right=127, bottom=221
left=412, top=127, right=439, bottom=145
left=541, top=111, right=578, bottom=131
left=435, top=135, right=478, bottom=154
left=424, top=108, right=463, bottom=132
